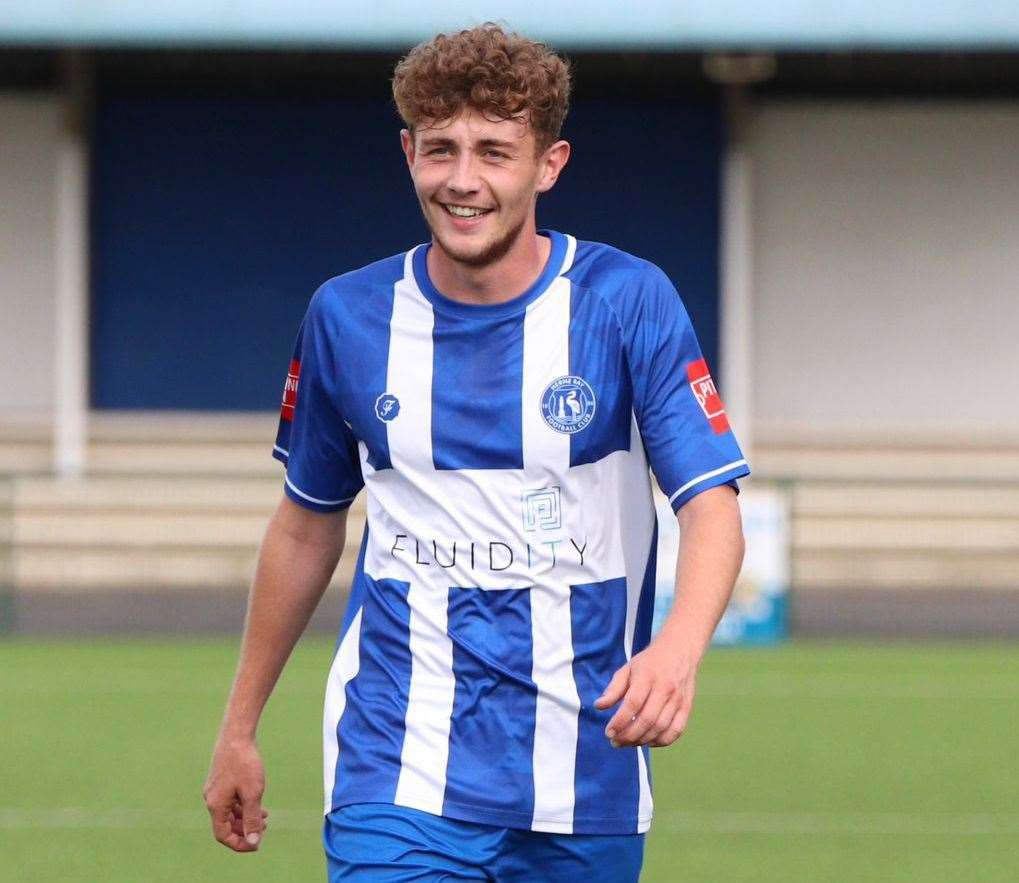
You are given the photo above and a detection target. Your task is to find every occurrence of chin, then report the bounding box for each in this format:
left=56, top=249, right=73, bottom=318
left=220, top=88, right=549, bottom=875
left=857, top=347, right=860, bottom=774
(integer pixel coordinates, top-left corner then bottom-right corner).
left=431, top=216, right=526, bottom=268
left=436, top=234, right=496, bottom=266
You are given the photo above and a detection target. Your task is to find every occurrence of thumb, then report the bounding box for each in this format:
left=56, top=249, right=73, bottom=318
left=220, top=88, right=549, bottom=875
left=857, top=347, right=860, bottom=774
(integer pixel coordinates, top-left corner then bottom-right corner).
left=241, top=792, right=263, bottom=846
left=594, top=663, right=630, bottom=710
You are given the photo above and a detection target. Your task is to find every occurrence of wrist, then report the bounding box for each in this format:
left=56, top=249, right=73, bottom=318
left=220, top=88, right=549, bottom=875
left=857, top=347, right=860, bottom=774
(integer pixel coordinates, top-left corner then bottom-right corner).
left=653, top=621, right=706, bottom=669
left=219, top=721, right=258, bottom=744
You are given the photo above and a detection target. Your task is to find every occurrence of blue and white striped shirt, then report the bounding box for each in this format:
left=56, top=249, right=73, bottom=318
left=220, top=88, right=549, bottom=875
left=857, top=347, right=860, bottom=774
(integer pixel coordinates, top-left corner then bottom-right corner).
left=272, top=228, right=749, bottom=835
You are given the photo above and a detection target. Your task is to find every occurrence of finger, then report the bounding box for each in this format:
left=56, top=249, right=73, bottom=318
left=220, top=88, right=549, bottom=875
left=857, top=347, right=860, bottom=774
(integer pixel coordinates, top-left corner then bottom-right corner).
left=210, top=800, right=257, bottom=852
left=229, top=801, right=245, bottom=837
left=211, top=807, right=234, bottom=844
left=240, top=790, right=265, bottom=847
left=230, top=803, right=269, bottom=836
left=614, top=687, right=674, bottom=747
left=594, top=664, right=630, bottom=710
left=221, top=829, right=258, bottom=852
left=642, top=695, right=683, bottom=746
left=650, top=701, right=693, bottom=747
left=232, top=819, right=269, bottom=836
left=605, top=677, right=653, bottom=741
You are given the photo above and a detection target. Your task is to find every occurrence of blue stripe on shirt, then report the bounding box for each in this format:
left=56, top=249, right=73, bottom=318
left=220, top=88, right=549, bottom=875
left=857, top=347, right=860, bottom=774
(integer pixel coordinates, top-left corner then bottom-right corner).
left=570, top=576, right=639, bottom=832
left=431, top=311, right=525, bottom=470
left=443, top=586, right=537, bottom=824
left=335, top=575, right=413, bottom=807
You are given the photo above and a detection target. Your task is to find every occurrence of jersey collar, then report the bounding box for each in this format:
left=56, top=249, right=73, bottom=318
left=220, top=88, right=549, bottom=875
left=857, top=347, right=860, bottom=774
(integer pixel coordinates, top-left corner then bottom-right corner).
left=411, top=228, right=569, bottom=319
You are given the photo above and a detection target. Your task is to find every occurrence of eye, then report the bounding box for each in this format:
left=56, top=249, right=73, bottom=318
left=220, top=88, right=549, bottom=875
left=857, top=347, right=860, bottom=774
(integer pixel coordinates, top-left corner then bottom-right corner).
left=426, top=147, right=449, bottom=156
left=485, top=150, right=506, bottom=159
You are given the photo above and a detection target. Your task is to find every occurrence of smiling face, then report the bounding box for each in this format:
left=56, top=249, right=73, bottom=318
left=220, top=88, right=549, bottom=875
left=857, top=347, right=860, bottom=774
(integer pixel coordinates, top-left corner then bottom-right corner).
left=400, top=107, right=569, bottom=268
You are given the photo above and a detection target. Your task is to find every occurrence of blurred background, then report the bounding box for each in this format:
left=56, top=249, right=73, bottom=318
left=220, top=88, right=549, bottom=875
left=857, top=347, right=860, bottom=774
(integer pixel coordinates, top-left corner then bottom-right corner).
left=2, top=3, right=1018, bottom=882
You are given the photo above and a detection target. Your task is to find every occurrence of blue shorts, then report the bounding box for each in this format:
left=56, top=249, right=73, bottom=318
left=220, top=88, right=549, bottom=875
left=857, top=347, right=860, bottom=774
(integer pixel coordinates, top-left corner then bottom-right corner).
left=323, top=803, right=645, bottom=882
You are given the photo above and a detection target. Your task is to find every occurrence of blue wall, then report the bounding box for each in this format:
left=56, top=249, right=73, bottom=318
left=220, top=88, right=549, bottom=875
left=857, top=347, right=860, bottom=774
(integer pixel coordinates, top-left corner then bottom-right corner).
left=91, top=94, right=720, bottom=410
left=544, top=97, right=721, bottom=375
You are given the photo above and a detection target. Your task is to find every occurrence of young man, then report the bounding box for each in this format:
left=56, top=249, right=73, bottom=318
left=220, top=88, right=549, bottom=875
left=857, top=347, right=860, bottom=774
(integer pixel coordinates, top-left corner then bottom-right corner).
left=204, top=22, right=748, bottom=882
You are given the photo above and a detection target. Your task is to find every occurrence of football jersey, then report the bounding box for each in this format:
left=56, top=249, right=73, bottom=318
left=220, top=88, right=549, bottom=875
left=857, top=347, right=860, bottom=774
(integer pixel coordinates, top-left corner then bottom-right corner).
left=272, top=228, right=750, bottom=835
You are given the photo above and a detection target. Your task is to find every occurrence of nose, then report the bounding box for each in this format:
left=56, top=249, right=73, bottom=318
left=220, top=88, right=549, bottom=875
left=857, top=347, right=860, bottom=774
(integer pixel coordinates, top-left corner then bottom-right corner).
left=446, top=150, right=481, bottom=196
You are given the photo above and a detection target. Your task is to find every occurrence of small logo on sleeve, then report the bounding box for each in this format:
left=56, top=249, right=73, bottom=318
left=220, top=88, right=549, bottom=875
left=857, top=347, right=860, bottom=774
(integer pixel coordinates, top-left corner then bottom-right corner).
left=687, top=358, right=730, bottom=434
left=375, top=393, right=401, bottom=422
left=280, top=359, right=300, bottom=422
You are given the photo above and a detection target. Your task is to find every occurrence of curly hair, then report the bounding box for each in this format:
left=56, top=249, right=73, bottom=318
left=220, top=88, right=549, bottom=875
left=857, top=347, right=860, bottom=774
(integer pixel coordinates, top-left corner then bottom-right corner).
left=392, top=22, right=572, bottom=156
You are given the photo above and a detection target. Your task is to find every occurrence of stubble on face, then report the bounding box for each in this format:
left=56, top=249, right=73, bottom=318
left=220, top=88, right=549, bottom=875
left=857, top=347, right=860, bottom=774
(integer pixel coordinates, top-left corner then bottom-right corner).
left=426, top=200, right=530, bottom=268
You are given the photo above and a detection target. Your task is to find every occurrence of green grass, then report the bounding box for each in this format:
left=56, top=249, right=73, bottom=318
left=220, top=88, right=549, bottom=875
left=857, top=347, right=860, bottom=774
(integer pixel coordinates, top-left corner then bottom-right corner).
left=3, top=638, right=1018, bottom=881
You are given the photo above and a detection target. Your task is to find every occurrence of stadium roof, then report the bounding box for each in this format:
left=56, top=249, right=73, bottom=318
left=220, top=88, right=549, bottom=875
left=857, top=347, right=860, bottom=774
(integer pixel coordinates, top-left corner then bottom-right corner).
left=2, top=1, right=1019, bottom=50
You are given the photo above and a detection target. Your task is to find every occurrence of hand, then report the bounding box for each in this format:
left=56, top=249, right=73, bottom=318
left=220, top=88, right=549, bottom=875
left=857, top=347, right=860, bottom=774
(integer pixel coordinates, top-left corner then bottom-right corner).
left=593, top=640, right=698, bottom=748
left=203, top=735, right=269, bottom=852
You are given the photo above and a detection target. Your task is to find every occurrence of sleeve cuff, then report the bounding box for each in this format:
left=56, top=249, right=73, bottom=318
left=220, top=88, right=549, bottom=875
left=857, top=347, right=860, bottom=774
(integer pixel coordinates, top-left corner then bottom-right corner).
left=282, top=474, right=357, bottom=513
left=668, top=459, right=751, bottom=512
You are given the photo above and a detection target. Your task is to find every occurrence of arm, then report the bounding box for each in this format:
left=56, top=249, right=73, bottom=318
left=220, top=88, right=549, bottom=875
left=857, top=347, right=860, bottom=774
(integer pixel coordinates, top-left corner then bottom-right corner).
left=203, top=495, right=349, bottom=852
left=593, top=483, right=745, bottom=747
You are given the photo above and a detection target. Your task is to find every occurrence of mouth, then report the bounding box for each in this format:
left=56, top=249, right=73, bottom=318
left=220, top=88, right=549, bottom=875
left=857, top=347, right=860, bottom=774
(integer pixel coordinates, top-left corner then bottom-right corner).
left=438, top=202, right=494, bottom=228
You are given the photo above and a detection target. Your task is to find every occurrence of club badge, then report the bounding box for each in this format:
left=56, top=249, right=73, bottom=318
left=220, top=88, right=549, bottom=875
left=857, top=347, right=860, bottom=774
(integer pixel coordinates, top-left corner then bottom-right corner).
left=540, top=375, right=596, bottom=434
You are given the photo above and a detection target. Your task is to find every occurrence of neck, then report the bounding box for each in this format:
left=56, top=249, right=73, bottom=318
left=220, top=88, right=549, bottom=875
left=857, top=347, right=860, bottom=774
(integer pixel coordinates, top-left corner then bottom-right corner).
left=427, top=221, right=551, bottom=306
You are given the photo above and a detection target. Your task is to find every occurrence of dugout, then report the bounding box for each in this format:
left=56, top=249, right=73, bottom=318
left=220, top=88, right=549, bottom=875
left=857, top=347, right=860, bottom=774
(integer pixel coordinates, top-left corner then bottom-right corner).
left=6, top=48, right=1019, bottom=438
left=2, top=29, right=1019, bottom=631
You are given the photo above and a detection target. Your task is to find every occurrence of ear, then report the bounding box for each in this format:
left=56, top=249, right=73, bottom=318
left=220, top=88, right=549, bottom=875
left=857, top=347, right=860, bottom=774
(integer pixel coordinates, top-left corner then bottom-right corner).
left=400, top=128, right=415, bottom=170
left=535, top=140, right=571, bottom=194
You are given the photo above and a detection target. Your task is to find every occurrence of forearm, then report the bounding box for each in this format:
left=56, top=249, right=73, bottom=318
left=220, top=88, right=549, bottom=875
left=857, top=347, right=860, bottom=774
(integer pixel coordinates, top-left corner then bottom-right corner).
left=596, top=486, right=745, bottom=747
left=218, top=498, right=347, bottom=741
left=655, top=486, right=745, bottom=667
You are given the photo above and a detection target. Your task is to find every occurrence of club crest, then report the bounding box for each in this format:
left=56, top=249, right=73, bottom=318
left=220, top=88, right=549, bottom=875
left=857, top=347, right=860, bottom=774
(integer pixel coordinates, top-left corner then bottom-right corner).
left=540, top=375, right=596, bottom=434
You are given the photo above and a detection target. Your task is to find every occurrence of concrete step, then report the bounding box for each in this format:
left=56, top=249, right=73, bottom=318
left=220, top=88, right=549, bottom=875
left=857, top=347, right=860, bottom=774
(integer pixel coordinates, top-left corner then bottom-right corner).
left=87, top=442, right=276, bottom=476
left=0, top=441, right=50, bottom=475
left=14, top=512, right=271, bottom=548
left=0, top=412, right=279, bottom=475
left=754, top=444, right=1019, bottom=482
left=0, top=439, right=278, bottom=476
left=793, top=515, right=1019, bottom=551
left=3, top=462, right=369, bottom=589
left=791, top=482, right=1019, bottom=517
left=13, top=551, right=359, bottom=591
left=2, top=417, right=1018, bottom=593
left=12, top=475, right=284, bottom=511
left=794, top=549, right=1019, bottom=590
left=13, top=514, right=366, bottom=590
left=786, top=480, right=1019, bottom=589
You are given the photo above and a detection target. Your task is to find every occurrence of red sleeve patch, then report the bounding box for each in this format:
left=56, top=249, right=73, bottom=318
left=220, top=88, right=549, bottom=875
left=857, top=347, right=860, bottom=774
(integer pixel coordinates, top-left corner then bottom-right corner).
left=280, top=358, right=300, bottom=422
left=686, top=358, right=730, bottom=434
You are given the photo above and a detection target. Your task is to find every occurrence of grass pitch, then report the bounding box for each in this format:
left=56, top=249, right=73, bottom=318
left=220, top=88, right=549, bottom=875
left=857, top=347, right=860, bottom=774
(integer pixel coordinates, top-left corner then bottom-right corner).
left=2, top=637, right=1018, bottom=881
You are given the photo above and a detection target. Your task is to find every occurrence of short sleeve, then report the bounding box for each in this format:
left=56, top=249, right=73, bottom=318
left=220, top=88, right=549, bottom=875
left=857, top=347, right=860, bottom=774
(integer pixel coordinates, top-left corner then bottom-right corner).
left=626, top=265, right=750, bottom=512
left=271, top=286, right=364, bottom=512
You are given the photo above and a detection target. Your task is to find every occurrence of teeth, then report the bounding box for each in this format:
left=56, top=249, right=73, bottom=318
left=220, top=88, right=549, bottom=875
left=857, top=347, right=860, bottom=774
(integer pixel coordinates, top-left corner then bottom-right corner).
left=444, top=204, right=488, bottom=218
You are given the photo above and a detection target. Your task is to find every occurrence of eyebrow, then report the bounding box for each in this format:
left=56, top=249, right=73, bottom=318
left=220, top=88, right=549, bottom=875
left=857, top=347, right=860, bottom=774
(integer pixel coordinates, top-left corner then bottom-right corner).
left=419, top=136, right=518, bottom=150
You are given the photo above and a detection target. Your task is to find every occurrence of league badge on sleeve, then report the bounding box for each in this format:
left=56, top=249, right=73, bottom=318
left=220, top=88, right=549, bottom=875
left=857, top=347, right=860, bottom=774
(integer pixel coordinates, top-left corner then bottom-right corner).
left=280, top=359, right=300, bottom=422
left=687, top=358, right=730, bottom=434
